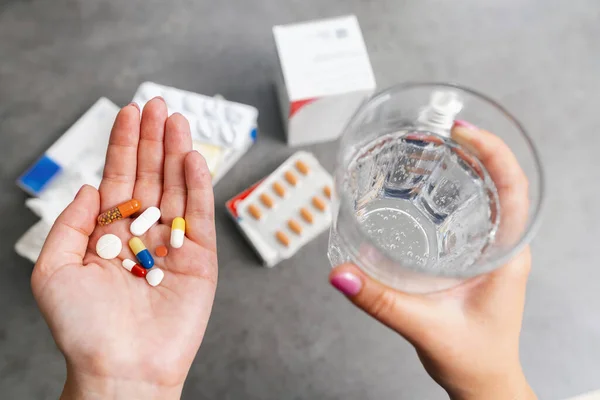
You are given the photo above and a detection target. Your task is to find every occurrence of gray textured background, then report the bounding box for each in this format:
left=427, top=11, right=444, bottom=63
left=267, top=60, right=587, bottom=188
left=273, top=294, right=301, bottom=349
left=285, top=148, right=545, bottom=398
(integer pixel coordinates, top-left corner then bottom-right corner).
left=1, top=0, right=599, bottom=399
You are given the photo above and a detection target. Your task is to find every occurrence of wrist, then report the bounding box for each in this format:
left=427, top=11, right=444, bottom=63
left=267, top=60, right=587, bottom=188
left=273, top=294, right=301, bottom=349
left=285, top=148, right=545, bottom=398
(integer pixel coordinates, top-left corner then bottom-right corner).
left=61, top=370, right=184, bottom=400
left=447, top=370, right=536, bottom=400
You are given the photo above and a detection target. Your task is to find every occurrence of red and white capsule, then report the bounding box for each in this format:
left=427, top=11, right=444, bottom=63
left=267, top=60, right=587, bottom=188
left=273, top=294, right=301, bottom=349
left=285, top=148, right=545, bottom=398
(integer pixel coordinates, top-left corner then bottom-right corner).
left=122, top=259, right=147, bottom=277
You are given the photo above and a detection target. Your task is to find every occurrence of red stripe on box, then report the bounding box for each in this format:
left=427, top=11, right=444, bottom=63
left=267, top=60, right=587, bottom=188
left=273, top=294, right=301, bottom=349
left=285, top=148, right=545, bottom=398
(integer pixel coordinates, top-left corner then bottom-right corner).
left=226, top=180, right=264, bottom=219
left=289, top=98, right=318, bottom=118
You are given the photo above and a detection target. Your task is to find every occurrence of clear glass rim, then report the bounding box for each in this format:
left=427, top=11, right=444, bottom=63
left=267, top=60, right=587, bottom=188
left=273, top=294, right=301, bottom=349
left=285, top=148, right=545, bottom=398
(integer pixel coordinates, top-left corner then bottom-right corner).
left=335, top=81, right=546, bottom=278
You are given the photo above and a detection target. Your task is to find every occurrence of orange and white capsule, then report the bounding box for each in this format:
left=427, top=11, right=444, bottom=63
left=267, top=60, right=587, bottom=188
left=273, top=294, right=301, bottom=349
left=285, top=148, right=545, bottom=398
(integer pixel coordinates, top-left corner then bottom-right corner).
left=170, top=217, right=186, bottom=249
left=97, top=199, right=141, bottom=226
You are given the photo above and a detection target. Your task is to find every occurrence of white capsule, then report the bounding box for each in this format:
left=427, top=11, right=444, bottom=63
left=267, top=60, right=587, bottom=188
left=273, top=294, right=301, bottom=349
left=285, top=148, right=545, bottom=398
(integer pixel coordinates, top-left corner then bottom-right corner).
left=130, top=206, right=161, bottom=236
left=96, top=234, right=122, bottom=260
left=146, top=268, right=165, bottom=287
left=170, top=217, right=186, bottom=249
left=122, top=259, right=136, bottom=272
left=171, top=230, right=185, bottom=248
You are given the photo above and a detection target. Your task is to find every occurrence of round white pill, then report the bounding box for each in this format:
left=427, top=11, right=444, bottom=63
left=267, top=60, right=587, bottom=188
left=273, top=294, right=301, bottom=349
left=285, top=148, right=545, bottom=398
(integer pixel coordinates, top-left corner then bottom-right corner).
left=130, top=206, right=161, bottom=236
left=146, top=268, right=165, bottom=287
left=96, top=234, right=122, bottom=260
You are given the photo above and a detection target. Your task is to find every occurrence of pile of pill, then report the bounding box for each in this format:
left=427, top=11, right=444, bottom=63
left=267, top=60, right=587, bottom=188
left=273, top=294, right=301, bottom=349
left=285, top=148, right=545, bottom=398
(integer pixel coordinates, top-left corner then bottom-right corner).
left=226, top=151, right=334, bottom=267
left=95, top=199, right=187, bottom=287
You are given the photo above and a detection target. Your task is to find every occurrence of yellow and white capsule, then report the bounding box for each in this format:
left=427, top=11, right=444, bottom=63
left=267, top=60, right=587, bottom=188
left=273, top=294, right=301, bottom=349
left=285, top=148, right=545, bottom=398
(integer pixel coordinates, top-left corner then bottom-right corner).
left=170, top=217, right=186, bottom=248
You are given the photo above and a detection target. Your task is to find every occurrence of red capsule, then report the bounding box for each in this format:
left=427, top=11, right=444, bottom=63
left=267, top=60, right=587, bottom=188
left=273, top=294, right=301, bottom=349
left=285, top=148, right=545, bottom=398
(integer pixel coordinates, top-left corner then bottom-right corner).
left=131, top=264, right=147, bottom=277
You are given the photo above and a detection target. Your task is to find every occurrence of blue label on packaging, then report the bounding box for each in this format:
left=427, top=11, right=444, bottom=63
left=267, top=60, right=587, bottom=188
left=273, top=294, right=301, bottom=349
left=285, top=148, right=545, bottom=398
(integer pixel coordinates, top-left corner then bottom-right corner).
left=17, top=154, right=62, bottom=196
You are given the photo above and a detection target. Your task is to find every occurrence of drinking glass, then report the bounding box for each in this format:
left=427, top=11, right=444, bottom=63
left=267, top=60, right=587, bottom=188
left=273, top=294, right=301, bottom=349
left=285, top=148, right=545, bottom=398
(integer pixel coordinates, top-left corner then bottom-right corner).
left=328, top=83, right=544, bottom=293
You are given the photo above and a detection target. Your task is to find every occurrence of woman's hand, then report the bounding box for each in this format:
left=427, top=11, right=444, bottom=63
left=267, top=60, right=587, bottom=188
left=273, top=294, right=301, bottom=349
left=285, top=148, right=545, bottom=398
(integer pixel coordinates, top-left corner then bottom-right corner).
left=329, top=122, right=536, bottom=400
left=31, top=98, right=217, bottom=399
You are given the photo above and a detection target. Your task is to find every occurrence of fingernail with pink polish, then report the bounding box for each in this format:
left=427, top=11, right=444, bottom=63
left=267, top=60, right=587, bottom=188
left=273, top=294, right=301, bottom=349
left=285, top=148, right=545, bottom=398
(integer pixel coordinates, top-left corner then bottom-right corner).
left=454, top=119, right=477, bottom=129
left=331, top=272, right=363, bottom=296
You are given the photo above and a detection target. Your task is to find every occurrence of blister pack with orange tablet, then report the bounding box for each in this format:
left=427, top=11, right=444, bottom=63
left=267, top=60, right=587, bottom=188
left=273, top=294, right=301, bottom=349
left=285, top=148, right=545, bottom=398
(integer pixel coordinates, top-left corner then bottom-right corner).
left=226, top=151, right=333, bottom=267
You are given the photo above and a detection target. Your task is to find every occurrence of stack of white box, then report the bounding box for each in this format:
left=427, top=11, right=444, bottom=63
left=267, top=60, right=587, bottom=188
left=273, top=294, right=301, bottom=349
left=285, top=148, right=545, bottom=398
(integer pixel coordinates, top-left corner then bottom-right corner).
left=273, top=15, right=376, bottom=147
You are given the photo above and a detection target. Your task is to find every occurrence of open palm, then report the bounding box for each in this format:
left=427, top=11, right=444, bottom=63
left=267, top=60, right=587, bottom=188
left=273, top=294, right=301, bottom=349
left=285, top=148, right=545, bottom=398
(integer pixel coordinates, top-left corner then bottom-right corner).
left=31, top=98, right=217, bottom=397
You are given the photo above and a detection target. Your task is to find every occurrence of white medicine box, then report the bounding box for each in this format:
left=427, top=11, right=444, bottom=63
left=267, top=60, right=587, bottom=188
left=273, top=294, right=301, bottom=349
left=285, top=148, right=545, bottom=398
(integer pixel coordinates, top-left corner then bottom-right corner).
left=273, top=15, right=377, bottom=147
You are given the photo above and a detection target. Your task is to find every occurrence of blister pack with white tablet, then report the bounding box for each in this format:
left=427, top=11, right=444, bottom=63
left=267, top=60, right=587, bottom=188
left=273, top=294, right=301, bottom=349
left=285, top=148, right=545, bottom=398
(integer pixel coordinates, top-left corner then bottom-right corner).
left=132, top=82, right=259, bottom=184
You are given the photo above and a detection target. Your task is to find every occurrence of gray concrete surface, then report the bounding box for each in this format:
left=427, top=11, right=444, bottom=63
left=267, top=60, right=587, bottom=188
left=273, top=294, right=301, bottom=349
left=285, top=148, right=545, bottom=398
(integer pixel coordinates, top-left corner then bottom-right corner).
left=1, top=0, right=599, bottom=398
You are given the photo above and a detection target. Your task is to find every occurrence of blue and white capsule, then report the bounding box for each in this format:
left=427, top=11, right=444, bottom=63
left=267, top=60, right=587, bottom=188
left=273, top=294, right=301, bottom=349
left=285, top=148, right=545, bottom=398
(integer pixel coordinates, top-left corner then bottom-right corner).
left=128, top=237, right=154, bottom=269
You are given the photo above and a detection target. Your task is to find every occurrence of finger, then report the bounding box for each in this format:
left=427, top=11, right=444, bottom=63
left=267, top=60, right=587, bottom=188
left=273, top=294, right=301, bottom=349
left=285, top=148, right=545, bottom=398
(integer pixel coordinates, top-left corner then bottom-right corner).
left=452, top=122, right=528, bottom=194
left=160, top=113, right=193, bottom=223
left=472, top=247, right=531, bottom=318
left=98, top=103, right=140, bottom=210
left=483, top=246, right=532, bottom=296
left=488, top=246, right=532, bottom=281
left=34, top=185, right=100, bottom=279
left=184, top=151, right=216, bottom=252
left=133, top=97, right=168, bottom=207
left=329, top=264, right=433, bottom=345
left=451, top=123, right=529, bottom=244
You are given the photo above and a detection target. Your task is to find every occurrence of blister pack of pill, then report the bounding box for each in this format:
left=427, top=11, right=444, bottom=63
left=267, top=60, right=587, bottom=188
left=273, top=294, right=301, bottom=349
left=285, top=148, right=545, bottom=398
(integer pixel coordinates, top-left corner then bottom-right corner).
left=226, top=151, right=333, bottom=267
left=132, top=82, right=259, bottom=184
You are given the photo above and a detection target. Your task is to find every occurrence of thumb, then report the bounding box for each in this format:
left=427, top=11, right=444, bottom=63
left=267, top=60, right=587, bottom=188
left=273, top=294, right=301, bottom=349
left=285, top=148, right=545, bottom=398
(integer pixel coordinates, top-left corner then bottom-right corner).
left=34, top=185, right=100, bottom=281
left=329, top=264, right=434, bottom=344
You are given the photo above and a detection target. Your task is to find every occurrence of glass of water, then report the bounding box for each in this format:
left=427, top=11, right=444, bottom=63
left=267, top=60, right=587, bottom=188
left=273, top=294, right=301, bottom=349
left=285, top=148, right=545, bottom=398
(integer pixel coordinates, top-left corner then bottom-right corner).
left=328, top=83, right=544, bottom=293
